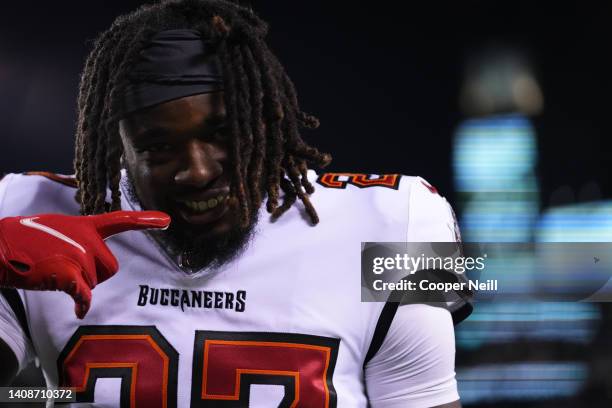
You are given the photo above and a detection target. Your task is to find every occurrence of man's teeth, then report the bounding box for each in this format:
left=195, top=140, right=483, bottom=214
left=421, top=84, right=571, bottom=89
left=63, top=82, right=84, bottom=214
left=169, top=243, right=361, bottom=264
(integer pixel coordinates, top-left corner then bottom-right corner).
left=183, top=195, right=228, bottom=212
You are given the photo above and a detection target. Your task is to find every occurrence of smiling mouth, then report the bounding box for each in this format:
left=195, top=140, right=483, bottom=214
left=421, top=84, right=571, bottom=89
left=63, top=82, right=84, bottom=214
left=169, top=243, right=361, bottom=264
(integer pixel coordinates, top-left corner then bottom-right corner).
left=173, top=190, right=233, bottom=226
left=179, top=194, right=230, bottom=213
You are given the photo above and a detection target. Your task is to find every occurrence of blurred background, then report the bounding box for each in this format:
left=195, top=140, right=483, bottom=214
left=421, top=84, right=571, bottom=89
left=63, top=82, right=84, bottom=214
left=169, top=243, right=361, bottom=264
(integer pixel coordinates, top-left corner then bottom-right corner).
left=1, top=0, right=611, bottom=406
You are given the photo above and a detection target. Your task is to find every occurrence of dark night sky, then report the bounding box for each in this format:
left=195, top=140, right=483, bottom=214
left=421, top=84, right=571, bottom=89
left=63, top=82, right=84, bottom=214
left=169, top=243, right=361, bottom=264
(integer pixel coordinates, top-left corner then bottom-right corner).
left=0, top=1, right=610, bottom=207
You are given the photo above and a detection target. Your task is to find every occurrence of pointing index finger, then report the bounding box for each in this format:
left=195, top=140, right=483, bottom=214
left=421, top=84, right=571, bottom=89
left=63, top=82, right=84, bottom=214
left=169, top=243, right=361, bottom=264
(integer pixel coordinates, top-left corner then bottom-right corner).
left=92, top=211, right=171, bottom=239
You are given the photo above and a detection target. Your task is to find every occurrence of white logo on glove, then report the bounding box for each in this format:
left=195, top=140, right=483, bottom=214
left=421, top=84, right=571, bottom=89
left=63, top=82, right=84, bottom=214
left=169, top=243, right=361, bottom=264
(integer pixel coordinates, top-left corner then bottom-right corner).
left=20, top=217, right=86, bottom=253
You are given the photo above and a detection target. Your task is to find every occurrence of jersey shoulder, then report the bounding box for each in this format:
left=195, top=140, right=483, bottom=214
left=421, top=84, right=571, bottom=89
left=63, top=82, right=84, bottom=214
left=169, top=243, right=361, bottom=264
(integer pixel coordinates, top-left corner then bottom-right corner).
left=310, top=171, right=459, bottom=242
left=0, top=172, right=79, bottom=217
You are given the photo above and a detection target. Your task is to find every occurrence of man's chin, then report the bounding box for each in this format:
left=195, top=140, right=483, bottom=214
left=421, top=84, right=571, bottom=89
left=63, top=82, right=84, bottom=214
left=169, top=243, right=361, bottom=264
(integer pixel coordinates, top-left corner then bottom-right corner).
left=157, top=209, right=259, bottom=272
left=172, top=217, right=235, bottom=240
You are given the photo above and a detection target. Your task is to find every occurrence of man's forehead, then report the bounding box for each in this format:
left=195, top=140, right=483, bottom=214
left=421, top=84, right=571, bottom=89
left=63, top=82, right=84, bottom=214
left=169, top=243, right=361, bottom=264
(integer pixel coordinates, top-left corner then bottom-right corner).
left=120, top=92, right=227, bottom=137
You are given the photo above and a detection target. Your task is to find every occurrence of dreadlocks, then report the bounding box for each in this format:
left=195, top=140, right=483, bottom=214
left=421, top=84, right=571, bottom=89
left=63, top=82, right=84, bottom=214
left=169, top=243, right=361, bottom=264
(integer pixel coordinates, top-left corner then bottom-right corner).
left=74, top=0, right=331, bottom=226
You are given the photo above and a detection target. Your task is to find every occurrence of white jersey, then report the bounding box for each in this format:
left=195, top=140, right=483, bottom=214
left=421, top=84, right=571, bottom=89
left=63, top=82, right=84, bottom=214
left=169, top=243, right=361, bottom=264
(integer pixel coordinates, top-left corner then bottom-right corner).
left=0, top=170, right=471, bottom=408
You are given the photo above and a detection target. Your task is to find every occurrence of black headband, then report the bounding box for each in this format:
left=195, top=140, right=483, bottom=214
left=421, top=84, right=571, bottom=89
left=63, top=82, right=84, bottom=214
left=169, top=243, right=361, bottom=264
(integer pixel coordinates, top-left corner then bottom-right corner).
left=120, top=29, right=224, bottom=117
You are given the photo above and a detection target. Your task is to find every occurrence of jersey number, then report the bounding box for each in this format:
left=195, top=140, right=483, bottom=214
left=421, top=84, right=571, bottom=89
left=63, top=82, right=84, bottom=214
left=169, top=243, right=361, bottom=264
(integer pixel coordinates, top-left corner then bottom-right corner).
left=58, top=326, right=340, bottom=408
left=316, top=173, right=401, bottom=190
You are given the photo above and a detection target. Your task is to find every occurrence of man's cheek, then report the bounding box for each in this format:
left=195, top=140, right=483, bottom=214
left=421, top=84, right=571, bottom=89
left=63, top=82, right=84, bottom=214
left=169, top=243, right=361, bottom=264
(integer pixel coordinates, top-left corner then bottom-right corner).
left=130, top=175, right=158, bottom=210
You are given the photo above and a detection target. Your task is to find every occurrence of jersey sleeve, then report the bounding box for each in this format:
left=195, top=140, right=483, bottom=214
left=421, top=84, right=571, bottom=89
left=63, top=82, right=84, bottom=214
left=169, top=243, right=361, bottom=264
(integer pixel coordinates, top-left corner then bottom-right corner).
left=0, top=291, right=34, bottom=372
left=407, top=177, right=460, bottom=242
left=0, top=174, right=14, bottom=214
left=406, top=177, right=472, bottom=324
left=0, top=174, right=35, bottom=372
left=364, top=304, right=459, bottom=407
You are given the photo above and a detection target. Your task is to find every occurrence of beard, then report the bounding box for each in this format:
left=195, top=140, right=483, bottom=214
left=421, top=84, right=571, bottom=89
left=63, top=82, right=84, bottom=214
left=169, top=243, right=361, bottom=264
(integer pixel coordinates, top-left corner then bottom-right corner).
left=123, top=170, right=259, bottom=273
left=163, top=217, right=258, bottom=272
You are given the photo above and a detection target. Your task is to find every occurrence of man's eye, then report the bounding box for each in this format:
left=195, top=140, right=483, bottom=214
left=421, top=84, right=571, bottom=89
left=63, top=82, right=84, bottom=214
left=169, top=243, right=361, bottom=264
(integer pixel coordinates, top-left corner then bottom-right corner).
left=139, top=144, right=172, bottom=153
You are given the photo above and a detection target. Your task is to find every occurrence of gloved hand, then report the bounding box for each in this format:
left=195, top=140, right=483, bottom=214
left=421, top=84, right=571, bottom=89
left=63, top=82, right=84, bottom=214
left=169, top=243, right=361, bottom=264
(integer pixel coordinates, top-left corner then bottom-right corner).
left=0, top=211, right=170, bottom=319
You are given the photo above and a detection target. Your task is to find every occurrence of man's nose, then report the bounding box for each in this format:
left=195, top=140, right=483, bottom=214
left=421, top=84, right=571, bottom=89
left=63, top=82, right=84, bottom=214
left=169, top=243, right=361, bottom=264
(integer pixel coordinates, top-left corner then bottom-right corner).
left=174, top=140, right=224, bottom=187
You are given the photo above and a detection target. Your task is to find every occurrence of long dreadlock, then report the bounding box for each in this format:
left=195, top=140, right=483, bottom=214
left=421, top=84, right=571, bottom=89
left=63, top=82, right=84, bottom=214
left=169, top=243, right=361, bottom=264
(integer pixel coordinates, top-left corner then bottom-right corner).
left=74, top=0, right=331, bottom=226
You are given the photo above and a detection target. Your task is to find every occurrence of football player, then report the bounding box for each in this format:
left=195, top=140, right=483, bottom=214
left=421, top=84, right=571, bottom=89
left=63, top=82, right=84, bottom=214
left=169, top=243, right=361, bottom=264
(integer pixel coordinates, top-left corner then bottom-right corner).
left=0, top=1, right=470, bottom=406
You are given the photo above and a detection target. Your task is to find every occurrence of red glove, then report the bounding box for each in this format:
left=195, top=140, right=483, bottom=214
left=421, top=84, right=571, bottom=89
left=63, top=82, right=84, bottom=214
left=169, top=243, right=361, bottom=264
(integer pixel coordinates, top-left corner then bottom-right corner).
left=0, top=211, right=170, bottom=319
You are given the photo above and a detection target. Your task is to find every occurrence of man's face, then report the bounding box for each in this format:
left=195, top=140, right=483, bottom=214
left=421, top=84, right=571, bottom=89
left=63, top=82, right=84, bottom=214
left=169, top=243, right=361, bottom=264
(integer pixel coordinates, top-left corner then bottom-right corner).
left=119, top=92, right=243, bottom=246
